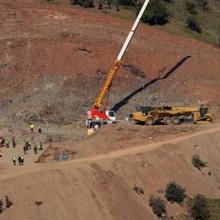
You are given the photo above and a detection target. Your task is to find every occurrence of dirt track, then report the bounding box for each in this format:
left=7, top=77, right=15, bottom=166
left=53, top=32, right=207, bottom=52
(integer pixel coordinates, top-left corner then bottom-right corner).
left=0, top=123, right=220, bottom=220
left=1, top=123, right=219, bottom=179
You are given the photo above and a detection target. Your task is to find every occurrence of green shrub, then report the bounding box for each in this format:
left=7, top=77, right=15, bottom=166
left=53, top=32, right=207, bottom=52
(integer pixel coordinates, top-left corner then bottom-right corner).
left=165, top=182, right=186, bottom=203
left=70, top=0, right=94, bottom=8
left=119, top=0, right=135, bottom=6
left=186, top=17, right=202, bottom=33
left=185, top=1, right=198, bottom=15
left=137, top=0, right=169, bottom=25
left=196, top=0, right=209, bottom=10
left=149, top=195, right=166, bottom=217
left=188, top=194, right=210, bottom=220
left=192, top=154, right=206, bottom=169
left=162, top=0, right=173, bottom=3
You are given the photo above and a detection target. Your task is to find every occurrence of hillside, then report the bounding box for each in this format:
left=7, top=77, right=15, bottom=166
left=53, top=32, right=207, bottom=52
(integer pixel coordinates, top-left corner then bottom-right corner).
left=11, top=0, right=220, bottom=46
left=1, top=123, right=220, bottom=219
left=0, top=1, right=220, bottom=219
left=0, top=1, right=219, bottom=132
left=159, top=0, right=220, bottom=45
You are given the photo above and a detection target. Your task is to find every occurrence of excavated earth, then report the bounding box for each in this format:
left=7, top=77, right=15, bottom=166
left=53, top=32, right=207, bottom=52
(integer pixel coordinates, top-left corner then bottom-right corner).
left=0, top=1, right=220, bottom=220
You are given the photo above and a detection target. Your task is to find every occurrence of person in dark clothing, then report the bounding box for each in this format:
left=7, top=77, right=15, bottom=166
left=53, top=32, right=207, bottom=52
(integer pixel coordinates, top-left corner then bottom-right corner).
left=98, top=3, right=103, bottom=9
left=28, top=141, right=32, bottom=150
left=12, top=136, right=16, bottom=148
left=18, top=156, right=22, bottom=165
left=23, top=144, right=27, bottom=154
left=34, top=145, right=38, bottom=154
left=24, top=140, right=30, bottom=151
left=39, top=142, right=43, bottom=151
left=20, top=155, right=24, bottom=165
left=38, top=127, right=42, bottom=133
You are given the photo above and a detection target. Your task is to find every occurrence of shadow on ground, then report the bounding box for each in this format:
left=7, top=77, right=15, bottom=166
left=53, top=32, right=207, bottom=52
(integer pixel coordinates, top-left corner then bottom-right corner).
left=111, top=56, right=191, bottom=112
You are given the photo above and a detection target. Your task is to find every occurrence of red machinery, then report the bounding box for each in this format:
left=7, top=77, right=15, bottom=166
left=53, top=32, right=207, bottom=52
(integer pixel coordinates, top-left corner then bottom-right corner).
left=86, top=0, right=151, bottom=128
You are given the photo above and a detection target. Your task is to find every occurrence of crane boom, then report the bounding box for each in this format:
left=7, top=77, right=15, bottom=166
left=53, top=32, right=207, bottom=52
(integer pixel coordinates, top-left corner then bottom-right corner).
left=90, top=0, right=151, bottom=120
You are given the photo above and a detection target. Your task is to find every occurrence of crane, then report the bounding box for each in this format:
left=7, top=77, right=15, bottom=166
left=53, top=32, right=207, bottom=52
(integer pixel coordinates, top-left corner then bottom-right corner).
left=86, top=0, right=151, bottom=128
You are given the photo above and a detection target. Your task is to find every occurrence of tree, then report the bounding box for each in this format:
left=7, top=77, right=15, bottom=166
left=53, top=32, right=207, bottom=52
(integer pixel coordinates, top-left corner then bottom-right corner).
left=119, top=0, right=135, bottom=6
left=185, top=1, right=197, bottom=15
left=196, top=0, right=209, bottom=10
left=70, top=0, right=94, bottom=8
left=165, top=182, right=186, bottom=203
left=189, top=194, right=210, bottom=220
left=149, top=195, right=166, bottom=217
left=186, top=17, right=202, bottom=33
left=137, top=0, right=169, bottom=25
left=192, top=154, right=206, bottom=169
left=162, top=0, right=173, bottom=3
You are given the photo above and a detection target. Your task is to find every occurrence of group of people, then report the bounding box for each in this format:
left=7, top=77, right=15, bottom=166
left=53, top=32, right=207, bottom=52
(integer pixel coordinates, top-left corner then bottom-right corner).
left=0, top=123, right=44, bottom=166
left=0, top=136, right=16, bottom=148
left=12, top=155, right=24, bottom=166
left=23, top=140, right=43, bottom=155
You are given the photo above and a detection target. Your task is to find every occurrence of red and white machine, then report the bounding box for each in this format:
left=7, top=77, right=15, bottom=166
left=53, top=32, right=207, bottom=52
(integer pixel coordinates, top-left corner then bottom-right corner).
left=86, top=0, right=151, bottom=128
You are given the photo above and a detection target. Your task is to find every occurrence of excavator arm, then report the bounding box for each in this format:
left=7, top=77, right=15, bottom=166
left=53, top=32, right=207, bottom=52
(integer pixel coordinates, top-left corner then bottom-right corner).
left=90, top=0, right=151, bottom=120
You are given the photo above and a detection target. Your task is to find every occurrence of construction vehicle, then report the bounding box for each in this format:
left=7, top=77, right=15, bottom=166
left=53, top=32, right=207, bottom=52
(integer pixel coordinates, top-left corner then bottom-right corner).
left=86, top=0, right=151, bottom=128
left=130, top=105, right=213, bottom=125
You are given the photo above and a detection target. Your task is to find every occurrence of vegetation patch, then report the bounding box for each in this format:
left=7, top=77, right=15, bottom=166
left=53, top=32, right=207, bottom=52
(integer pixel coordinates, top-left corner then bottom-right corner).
left=188, top=194, right=210, bottom=220
left=35, top=200, right=43, bottom=206
left=192, top=154, right=207, bottom=170
left=207, top=198, right=220, bottom=220
left=149, top=195, right=167, bottom=217
left=0, top=196, right=13, bottom=214
left=165, top=181, right=186, bottom=204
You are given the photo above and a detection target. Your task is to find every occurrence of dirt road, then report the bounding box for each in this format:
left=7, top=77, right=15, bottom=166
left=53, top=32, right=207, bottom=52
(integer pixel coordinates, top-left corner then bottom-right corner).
left=0, top=123, right=219, bottom=180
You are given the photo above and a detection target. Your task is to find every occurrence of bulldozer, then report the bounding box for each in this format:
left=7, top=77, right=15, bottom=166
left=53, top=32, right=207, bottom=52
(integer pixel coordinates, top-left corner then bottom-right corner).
left=129, top=106, right=213, bottom=125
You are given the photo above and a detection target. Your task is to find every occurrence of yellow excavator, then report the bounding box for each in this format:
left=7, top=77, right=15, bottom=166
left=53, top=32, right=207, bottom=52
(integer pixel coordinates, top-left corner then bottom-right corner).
left=130, top=105, right=214, bottom=125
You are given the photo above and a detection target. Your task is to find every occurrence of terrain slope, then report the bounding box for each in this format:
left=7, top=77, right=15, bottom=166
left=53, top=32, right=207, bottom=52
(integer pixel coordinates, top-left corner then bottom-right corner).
left=0, top=1, right=219, bottom=131
left=0, top=1, right=220, bottom=219
left=0, top=124, right=220, bottom=219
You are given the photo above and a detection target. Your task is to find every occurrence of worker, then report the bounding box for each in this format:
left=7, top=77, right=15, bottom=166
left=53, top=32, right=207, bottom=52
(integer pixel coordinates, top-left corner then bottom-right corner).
left=0, top=137, right=5, bottom=148
left=98, top=3, right=103, bottom=10
left=39, top=142, right=43, bottom=151
left=38, top=127, right=42, bottom=133
left=12, top=136, right=16, bottom=148
left=18, top=156, right=21, bottom=165
left=20, top=155, right=24, bottom=165
left=5, top=139, right=9, bottom=148
left=28, top=140, right=32, bottom=150
left=30, top=124, right=34, bottom=132
left=12, top=156, right=16, bottom=166
left=34, top=144, right=38, bottom=154
left=23, top=143, right=27, bottom=154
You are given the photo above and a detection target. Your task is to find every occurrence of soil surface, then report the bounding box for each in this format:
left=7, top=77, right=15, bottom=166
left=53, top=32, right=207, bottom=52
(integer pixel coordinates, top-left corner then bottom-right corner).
left=0, top=1, right=220, bottom=220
